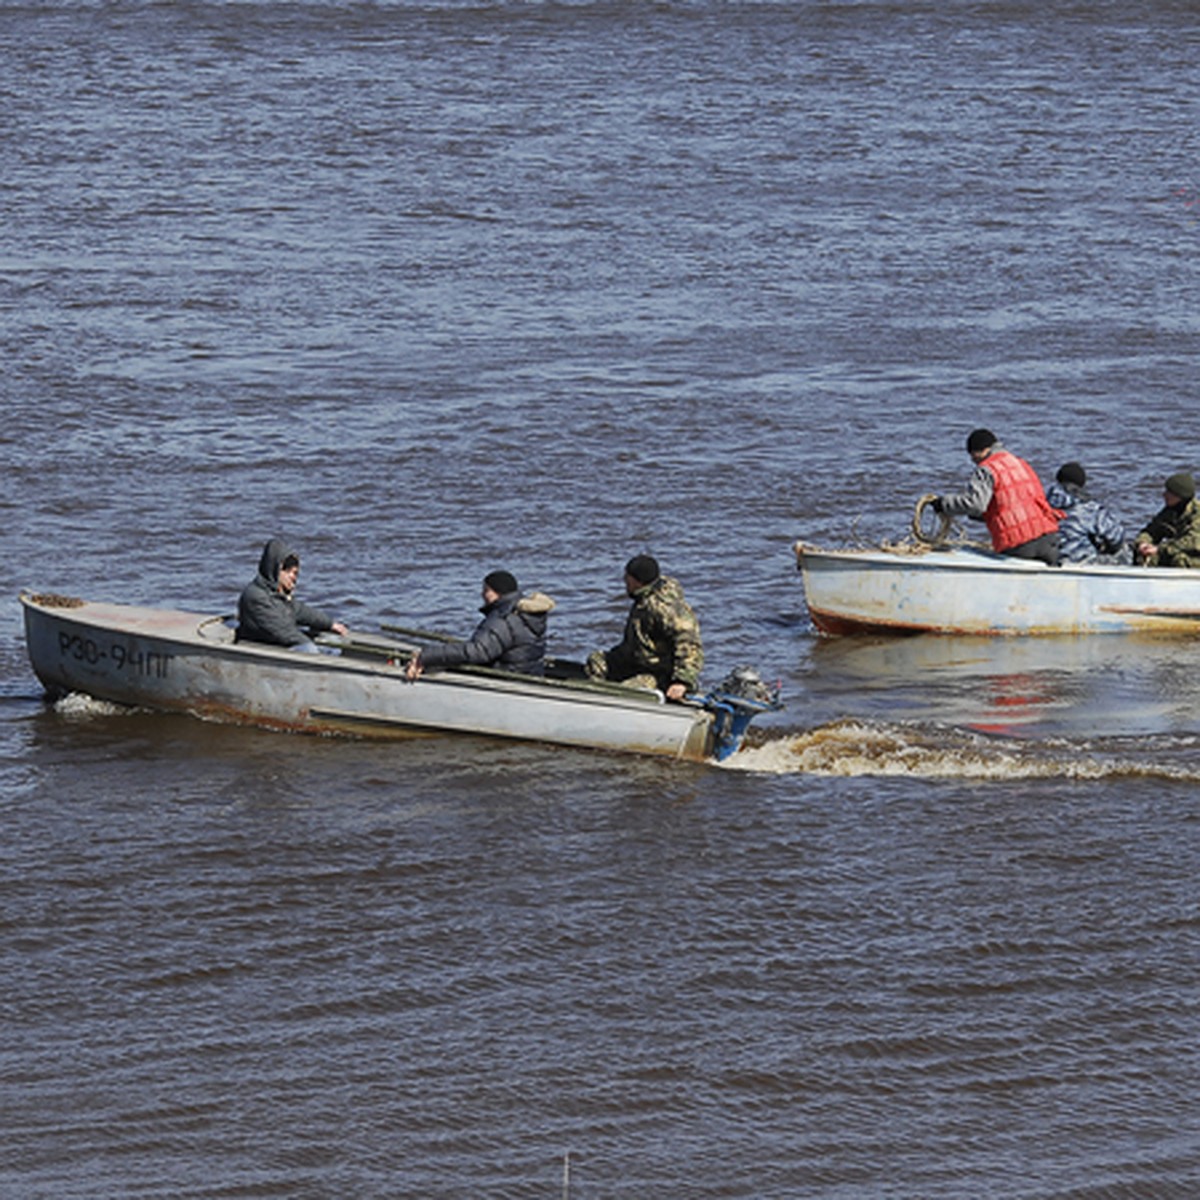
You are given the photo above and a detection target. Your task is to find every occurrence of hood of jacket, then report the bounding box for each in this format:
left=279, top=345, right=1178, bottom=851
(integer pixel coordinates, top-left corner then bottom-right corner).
left=256, top=538, right=296, bottom=588
left=630, top=575, right=685, bottom=607
left=1045, top=481, right=1087, bottom=510
left=480, top=590, right=556, bottom=617
left=516, top=591, right=555, bottom=615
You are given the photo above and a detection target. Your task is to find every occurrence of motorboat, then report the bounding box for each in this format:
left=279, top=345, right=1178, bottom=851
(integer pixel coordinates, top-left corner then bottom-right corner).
left=21, top=592, right=782, bottom=763
left=794, top=541, right=1200, bottom=636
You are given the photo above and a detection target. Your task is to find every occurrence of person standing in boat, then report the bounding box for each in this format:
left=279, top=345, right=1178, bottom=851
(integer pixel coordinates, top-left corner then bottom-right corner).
left=236, top=538, right=348, bottom=652
left=931, top=428, right=1063, bottom=565
left=585, top=555, right=703, bottom=702
left=1133, top=473, right=1200, bottom=567
left=1045, top=462, right=1127, bottom=564
left=405, top=571, right=554, bottom=679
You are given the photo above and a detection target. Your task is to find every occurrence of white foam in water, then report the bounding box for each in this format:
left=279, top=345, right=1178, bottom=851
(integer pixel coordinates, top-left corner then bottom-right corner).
left=725, top=720, right=1200, bottom=782
left=53, top=692, right=133, bottom=720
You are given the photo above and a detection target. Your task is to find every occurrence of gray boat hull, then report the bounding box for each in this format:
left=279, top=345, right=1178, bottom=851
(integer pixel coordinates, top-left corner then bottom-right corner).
left=21, top=593, right=735, bottom=762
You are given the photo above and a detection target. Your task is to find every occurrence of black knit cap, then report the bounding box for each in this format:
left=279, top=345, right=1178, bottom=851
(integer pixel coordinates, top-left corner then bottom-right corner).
left=1056, top=462, right=1086, bottom=488
left=483, top=570, right=518, bottom=595
left=966, top=428, right=997, bottom=454
left=1165, top=472, right=1196, bottom=501
left=625, top=555, right=659, bottom=585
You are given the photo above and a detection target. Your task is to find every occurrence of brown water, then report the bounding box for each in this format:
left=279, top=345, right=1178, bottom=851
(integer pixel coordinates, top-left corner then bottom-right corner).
left=2, top=2, right=1198, bottom=1195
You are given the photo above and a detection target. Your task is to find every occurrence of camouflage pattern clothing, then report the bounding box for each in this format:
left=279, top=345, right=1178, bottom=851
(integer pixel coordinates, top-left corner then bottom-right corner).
left=586, top=575, right=704, bottom=694
left=1134, top=497, right=1200, bottom=567
left=1044, top=480, right=1126, bottom=564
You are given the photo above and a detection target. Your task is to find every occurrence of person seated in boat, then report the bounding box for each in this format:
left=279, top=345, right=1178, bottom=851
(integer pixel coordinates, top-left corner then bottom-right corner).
left=1044, top=462, right=1127, bottom=564
left=931, top=428, right=1062, bottom=565
left=585, top=555, right=703, bottom=702
left=405, top=570, right=554, bottom=679
left=236, top=538, right=348, bottom=653
left=1133, top=472, right=1200, bottom=567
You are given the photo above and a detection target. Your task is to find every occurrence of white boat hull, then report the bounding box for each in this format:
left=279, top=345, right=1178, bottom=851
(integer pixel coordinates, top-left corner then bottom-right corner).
left=795, top=543, right=1200, bottom=636
left=21, top=594, right=734, bottom=761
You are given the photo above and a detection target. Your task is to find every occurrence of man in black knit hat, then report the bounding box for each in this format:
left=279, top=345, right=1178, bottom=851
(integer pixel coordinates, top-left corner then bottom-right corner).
left=1134, top=472, right=1200, bottom=567
left=585, top=555, right=703, bottom=701
left=406, top=570, right=555, bottom=678
left=932, top=428, right=1062, bottom=565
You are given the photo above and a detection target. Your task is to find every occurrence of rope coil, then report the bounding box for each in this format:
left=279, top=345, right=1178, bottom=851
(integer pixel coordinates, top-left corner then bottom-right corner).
left=912, top=493, right=952, bottom=546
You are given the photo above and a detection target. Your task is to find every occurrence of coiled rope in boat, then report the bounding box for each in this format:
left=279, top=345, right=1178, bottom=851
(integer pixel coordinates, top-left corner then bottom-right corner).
left=912, top=493, right=952, bottom=546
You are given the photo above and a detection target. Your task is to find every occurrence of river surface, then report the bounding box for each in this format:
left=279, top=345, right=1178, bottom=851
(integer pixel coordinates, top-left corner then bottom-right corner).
left=2, top=2, right=1198, bottom=1196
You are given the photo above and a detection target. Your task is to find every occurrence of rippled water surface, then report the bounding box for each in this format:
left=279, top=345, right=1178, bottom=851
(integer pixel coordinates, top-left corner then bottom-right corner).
left=2, top=2, right=1199, bottom=1196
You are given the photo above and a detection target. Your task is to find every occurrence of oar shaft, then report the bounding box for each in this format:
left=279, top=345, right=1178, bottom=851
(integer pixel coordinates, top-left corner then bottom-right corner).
left=314, top=632, right=419, bottom=660
left=380, top=623, right=462, bottom=644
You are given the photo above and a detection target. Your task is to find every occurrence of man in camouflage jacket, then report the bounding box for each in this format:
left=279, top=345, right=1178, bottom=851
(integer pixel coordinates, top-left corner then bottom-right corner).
left=1134, top=472, right=1200, bottom=567
left=586, top=555, right=704, bottom=701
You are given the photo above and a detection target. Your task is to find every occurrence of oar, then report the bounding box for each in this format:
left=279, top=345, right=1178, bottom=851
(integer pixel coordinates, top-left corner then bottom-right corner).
left=314, top=631, right=419, bottom=661
left=380, top=623, right=462, bottom=644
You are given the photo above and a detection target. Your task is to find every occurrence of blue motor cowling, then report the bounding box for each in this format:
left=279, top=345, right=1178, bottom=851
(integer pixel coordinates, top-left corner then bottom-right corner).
left=700, top=667, right=784, bottom=761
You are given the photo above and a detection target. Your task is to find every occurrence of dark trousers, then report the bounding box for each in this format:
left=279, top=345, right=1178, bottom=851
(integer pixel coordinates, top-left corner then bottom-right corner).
left=1004, top=531, right=1061, bottom=566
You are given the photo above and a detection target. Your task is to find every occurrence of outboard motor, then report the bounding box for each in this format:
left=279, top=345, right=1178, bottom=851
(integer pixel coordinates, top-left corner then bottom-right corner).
left=700, top=666, right=784, bottom=761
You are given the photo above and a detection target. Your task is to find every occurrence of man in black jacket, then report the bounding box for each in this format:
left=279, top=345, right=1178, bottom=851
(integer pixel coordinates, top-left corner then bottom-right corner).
left=406, top=570, right=554, bottom=679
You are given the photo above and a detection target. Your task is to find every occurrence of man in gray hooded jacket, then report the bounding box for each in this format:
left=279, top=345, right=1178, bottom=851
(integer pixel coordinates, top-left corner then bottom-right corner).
left=236, top=538, right=348, bottom=651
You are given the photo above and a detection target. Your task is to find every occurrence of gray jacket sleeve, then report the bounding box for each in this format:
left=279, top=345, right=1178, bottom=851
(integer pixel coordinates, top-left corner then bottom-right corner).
left=940, top=465, right=994, bottom=518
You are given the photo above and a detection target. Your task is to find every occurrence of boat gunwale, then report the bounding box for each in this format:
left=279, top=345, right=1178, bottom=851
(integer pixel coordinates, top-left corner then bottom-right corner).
left=795, top=542, right=1200, bottom=580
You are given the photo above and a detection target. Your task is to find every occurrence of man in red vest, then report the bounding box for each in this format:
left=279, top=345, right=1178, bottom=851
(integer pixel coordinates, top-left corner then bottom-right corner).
left=932, top=429, right=1063, bottom=565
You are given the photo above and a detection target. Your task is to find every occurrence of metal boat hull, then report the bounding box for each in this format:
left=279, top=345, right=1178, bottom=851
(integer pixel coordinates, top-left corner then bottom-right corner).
left=795, top=544, right=1200, bottom=636
left=21, top=594, right=721, bottom=761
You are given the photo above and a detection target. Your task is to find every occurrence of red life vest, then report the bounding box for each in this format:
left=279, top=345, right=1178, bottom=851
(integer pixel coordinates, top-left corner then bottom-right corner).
left=980, top=450, right=1062, bottom=551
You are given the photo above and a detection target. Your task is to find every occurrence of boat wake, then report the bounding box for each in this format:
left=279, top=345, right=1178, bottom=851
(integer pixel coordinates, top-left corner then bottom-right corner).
left=727, top=719, right=1200, bottom=782
left=39, top=692, right=1200, bottom=782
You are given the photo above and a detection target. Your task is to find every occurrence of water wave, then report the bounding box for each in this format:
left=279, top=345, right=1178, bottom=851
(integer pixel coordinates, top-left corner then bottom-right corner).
left=728, top=719, right=1200, bottom=782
